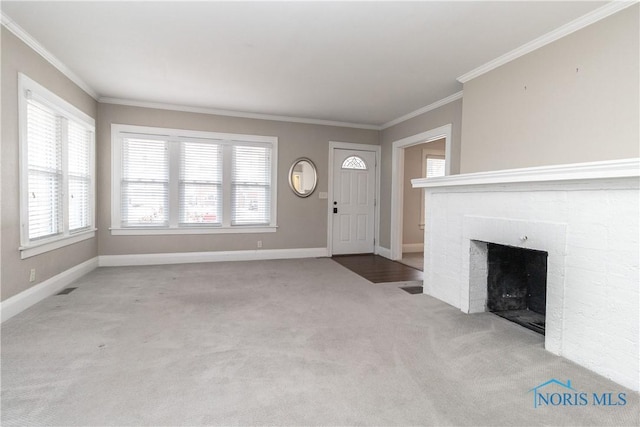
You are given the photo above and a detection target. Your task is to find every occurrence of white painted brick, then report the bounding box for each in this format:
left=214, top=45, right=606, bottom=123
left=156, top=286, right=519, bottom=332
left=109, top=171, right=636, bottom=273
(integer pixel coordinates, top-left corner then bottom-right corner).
left=566, top=223, right=608, bottom=249
left=564, top=266, right=606, bottom=291
left=564, top=246, right=607, bottom=274
left=421, top=175, right=639, bottom=391
left=607, top=225, right=639, bottom=249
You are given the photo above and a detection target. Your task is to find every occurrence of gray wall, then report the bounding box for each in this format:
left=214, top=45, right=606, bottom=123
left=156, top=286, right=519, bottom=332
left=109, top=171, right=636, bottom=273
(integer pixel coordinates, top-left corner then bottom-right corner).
left=97, top=104, right=379, bottom=256
left=379, top=99, right=463, bottom=249
left=3, top=5, right=637, bottom=300
left=460, top=5, right=639, bottom=173
left=1, top=28, right=98, bottom=301
left=403, top=140, right=445, bottom=246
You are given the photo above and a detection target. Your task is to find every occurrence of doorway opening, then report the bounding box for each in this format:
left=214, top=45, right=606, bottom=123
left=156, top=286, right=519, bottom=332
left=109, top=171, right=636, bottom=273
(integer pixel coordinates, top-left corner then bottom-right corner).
left=398, top=138, right=446, bottom=270
left=390, top=124, right=452, bottom=262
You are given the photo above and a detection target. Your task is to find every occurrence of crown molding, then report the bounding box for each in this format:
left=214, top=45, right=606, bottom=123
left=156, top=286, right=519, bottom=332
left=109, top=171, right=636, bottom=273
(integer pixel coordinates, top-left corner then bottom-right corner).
left=381, top=91, right=463, bottom=130
left=1, top=11, right=99, bottom=99
left=98, top=97, right=381, bottom=130
left=2, top=11, right=376, bottom=129
left=457, top=1, right=638, bottom=84
left=1, top=8, right=459, bottom=133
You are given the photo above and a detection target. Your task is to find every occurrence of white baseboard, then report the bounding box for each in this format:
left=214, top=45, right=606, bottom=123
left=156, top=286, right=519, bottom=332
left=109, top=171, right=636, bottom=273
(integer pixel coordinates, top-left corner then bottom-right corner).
left=1, top=257, right=99, bottom=323
left=375, top=246, right=392, bottom=259
left=99, top=247, right=329, bottom=267
left=402, top=243, right=424, bottom=253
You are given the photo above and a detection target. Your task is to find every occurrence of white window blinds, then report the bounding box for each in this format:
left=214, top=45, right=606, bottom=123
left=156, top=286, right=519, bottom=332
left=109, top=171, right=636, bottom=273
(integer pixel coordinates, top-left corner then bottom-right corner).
left=180, top=141, right=222, bottom=225
left=426, top=156, right=445, bottom=178
left=121, top=137, right=169, bottom=227
left=26, top=99, right=63, bottom=241
left=67, top=120, right=92, bottom=232
left=232, top=145, right=272, bottom=225
left=19, top=73, right=96, bottom=258
left=112, top=125, right=277, bottom=232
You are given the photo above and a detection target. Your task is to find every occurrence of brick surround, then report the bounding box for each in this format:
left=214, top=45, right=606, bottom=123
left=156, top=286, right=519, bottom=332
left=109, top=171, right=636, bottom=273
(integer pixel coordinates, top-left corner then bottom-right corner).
left=413, top=159, right=640, bottom=391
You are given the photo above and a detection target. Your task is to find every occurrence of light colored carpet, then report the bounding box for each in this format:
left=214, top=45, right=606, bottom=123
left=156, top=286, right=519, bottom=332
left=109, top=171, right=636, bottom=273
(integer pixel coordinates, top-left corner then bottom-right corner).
left=1, top=258, right=637, bottom=426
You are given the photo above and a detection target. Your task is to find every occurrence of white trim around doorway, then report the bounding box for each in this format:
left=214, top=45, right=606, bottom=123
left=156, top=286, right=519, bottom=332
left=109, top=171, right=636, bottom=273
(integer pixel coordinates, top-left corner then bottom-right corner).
left=327, top=142, right=381, bottom=257
left=390, top=124, right=452, bottom=260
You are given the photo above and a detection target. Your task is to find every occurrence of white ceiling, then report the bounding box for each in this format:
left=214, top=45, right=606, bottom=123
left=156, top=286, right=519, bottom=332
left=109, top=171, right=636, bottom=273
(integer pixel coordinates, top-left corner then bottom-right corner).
left=2, top=1, right=608, bottom=128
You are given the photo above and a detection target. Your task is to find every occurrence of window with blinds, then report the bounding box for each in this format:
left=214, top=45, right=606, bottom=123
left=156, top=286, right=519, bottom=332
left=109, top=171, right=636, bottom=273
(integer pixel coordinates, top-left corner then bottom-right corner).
left=67, top=120, right=93, bottom=232
left=111, top=125, right=277, bottom=234
left=232, top=145, right=271, bottom=225
left=180, top=141, right=222, bottom=226
left=19, top=73, right=96, bottom=258
left=26, top=100, right=63, bottom=240
left=425, top=155, right=445, bottom=178
left=121, top=137, right=169, bottom=227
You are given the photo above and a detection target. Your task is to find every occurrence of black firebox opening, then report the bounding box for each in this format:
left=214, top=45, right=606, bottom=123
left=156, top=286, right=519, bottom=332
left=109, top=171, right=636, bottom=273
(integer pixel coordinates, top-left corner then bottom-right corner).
left=487, top=243, right=548, bottom=335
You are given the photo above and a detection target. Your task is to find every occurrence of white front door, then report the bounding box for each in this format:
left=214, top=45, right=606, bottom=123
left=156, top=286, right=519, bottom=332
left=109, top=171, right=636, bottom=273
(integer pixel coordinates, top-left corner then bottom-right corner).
left=332, top=149, right=376, bottom=255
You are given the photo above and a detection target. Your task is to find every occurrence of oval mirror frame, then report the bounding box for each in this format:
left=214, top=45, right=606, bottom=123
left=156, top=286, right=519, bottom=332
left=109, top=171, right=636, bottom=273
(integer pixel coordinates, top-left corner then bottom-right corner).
left=288, top=157, right=318, bottom=198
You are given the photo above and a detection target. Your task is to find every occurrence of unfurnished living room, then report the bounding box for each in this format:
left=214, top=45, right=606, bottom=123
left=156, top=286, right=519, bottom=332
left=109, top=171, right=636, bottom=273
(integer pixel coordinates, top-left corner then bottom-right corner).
left=1, top=1, right=639, bottom=426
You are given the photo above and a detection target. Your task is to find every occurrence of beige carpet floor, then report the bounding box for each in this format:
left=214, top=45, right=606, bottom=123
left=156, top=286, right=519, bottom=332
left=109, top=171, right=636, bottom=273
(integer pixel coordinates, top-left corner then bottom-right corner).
left=1, top=258, right=637, bottom=426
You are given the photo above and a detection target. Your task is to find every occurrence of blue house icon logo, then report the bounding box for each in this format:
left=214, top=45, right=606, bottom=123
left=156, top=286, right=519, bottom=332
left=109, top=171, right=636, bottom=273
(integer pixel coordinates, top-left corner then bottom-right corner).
left=528, top=379, right=579, bottom=408
left=528, top=378, right=627, bottom=408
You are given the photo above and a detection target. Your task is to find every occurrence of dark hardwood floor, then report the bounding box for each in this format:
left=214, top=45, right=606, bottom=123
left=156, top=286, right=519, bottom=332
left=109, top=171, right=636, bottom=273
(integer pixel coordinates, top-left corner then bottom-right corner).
left=332, top=254, right=423, bottom=283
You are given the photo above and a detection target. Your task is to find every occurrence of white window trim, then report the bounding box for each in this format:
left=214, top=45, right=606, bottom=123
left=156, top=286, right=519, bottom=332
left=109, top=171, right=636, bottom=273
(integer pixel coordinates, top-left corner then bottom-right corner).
left=18, top=73, right=96, bottom=259
left=110, top=124, right=278, bottom=235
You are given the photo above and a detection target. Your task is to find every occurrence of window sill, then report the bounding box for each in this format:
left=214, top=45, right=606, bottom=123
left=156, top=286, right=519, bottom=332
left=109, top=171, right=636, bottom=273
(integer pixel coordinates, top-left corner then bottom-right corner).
left=20, top=229, right=96, bottom=259
left=110, top=226, right=278, bottom=236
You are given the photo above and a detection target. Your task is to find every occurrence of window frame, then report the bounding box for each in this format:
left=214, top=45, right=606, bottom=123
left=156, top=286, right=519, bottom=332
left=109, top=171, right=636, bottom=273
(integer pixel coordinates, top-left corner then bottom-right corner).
left=18, top=73, right=96, bottom=259
left=110, top=124, right=278, bottom=235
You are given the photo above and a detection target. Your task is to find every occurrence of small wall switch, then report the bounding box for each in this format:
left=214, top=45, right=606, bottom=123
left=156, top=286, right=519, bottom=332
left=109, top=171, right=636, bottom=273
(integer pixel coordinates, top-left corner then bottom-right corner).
left=29, top=269, right=36, bottom=282
left=257, top=240, right=263, bottom=249
left=319, top=192, right=328, bottom=199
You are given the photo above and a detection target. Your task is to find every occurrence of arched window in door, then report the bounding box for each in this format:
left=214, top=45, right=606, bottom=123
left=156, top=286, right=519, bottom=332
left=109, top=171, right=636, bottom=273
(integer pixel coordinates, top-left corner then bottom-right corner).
left=341, top=155, right=367, bottom=170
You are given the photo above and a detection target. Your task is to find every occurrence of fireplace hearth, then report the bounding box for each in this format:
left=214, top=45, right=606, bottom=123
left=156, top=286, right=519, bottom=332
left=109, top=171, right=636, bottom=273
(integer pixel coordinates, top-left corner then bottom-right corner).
left=487, top=243, right=547, bottom=335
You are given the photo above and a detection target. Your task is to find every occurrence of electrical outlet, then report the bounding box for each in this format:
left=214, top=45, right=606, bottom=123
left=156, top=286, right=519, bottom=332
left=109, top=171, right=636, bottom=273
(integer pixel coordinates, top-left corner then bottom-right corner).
left=257, top=240, right=263, bottom=249
left=29, top=269, right=36, bottom=282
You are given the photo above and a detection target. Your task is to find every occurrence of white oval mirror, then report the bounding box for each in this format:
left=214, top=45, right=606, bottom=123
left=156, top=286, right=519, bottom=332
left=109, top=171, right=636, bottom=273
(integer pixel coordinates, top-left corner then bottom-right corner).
left=288, top=158, right=317, bottom=198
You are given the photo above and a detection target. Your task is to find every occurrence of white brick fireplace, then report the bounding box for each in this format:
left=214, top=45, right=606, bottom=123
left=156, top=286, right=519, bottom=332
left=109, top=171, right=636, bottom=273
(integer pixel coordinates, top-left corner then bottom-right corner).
left=412, top=158, right=639, bottom=391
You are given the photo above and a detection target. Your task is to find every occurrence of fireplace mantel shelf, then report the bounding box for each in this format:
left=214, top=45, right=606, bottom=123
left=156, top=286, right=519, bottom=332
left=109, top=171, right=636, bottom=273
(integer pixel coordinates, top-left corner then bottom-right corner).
left=412, top=158, right=639, bottom=189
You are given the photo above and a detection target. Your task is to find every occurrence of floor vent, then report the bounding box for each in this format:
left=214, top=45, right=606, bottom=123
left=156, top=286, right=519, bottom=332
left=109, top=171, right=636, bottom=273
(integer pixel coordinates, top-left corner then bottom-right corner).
left=56, top=287, right=77, bottom=295
left=400, top=286, right=423, bottom=295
